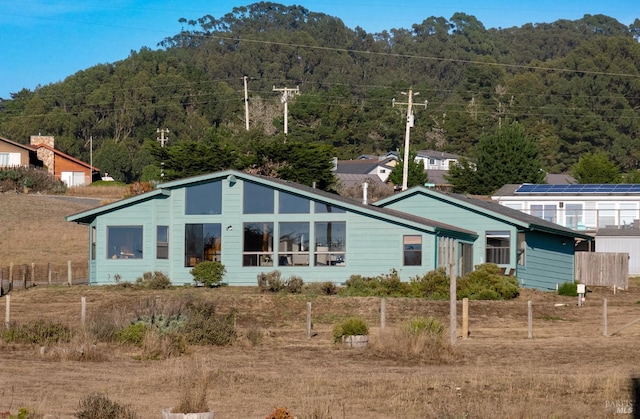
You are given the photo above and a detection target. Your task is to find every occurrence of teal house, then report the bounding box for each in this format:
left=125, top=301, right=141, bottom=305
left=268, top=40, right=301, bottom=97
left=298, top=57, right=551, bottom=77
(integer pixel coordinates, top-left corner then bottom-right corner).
left=374, top=187, right=592, bottom=290
left=66, top=170, right=477, bottom=286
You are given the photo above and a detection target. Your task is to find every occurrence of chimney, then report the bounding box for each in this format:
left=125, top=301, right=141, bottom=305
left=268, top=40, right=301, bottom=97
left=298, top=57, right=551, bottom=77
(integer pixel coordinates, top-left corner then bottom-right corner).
left=362, top=181, right=369, bottom=205
left=30, top=135, right=55, bottom=148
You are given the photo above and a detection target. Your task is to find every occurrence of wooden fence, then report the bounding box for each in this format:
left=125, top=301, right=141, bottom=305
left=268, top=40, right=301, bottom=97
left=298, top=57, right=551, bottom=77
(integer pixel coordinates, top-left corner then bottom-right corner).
left=0, top=261, right=88, bottom=295
left=575, top=252, right=628, bottom=290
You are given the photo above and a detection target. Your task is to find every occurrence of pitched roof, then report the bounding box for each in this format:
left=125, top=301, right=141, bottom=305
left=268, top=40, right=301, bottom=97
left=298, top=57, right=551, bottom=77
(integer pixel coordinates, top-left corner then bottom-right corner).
left=416, top=150, right=460, bottom=160
left=33, top=143, right=99, bottom=171
left=335, top=173, right=390, bottom=189
left=375, top=186, right=592, bottom=240
left=67, top=170, right=477, bottom=240
left=335, top=157, right=395, bottom=174
left=0, top=136, right=36, bottom=151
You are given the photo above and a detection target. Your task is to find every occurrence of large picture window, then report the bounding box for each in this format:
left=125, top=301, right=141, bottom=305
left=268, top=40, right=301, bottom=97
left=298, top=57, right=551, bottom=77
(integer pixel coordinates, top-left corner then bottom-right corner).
left=486, top=231, right=510, bottom=264
left=279, top=191, right=310, bottom=214
left=403, top=235, right=422, bottom=266
left=314, top=222, right=346, bottom=266
left=91, top=226, right=96, bottom=260
left=244, top=182, right=274, bottom=214
left=278, top=222, right=310, bottom=266
left=243, top=222, right=274, bottom=266
left=157, top=226, right=169, bottom=259
left=185, top=181, right=221, bottom=215
left=107, top=226, right=143, bottom=259
left=185, top=223, right=221, bottom=267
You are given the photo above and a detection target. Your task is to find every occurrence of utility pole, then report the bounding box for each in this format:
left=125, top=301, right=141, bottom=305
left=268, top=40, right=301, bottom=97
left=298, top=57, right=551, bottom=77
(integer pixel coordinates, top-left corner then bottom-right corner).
left=156, top=128, right=169, bottom=148
left=273, top=85, right=299, bottom=135
left=243, top=76, right=250, bottom=131
left=393, top=89, right=427, bottom=191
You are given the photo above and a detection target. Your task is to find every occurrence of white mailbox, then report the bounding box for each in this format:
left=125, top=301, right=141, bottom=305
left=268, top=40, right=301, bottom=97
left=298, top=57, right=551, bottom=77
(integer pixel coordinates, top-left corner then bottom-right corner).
left=576, top=284, right=586, bottom=294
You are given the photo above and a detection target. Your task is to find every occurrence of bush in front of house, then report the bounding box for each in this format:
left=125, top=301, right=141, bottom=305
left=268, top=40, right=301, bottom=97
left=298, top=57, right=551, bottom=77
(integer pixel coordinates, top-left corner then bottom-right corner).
left=332, top=317, right=369, bottom=342
left=135, top=271, right=172, bottom=289
left=190, top=261, right=226, bottom=287
left=558, top=281, right=578, bottom=296
left=457, top=263, right=520, bottom=300
left=410, top=267, right=450, bottom=299
left=257, top=270, right=304, bottom=293
left=0, top=166, right=66, bottom=194
left=340, top=269, right=412, bottom=297
left=340, top=264, right=519, bottom=300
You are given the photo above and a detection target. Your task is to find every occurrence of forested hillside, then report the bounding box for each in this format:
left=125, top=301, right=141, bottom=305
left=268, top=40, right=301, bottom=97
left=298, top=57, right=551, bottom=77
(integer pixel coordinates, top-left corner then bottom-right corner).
left=1, top=2, right=639, bottom=186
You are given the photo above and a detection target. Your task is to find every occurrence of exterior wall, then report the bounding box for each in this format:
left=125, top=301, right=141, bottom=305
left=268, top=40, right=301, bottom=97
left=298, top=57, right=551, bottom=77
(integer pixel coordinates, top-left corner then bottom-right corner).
left=494, top=195, right=640, bottom=230
left=379, top=193, right=517, bottom=272
left=596, top=236, right=640, bottom=275
left=379, top=192, right=578, bottom=289
left=0, top=142, right=30, bottom=166
left=88, top=177, right=445, bottom=286
left=56, top=158, right=91, bottom=186
left=518, top=231, right=575, bottom=290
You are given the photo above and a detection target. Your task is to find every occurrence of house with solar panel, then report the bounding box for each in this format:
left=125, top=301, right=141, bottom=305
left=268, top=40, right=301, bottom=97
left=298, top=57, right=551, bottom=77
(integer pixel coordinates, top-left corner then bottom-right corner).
left=492, top=183, right=640, bottom=275
left=66, top=170, right=478, bottom=286
left=375, top=187, right=591, bottom=290
left=492, top=183, right=640, bottom=231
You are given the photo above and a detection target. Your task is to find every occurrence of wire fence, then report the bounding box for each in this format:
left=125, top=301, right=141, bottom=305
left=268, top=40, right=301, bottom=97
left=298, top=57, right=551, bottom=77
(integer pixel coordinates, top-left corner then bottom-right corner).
left=0, top=261, right=88, bottom=295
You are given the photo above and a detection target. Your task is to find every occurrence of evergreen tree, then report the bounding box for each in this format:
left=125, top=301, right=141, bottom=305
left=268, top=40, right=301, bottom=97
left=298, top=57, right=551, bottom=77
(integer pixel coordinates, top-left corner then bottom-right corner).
left=570, top=151, right=621, bottom=183
left=448, top=122, right=545, bottom=195
left=388, top=150, right=428, bottom=189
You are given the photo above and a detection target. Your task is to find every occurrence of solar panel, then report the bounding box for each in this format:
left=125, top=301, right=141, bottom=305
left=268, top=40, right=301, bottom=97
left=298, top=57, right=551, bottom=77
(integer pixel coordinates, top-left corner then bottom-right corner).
left=514, top=184, right=640, bottom=194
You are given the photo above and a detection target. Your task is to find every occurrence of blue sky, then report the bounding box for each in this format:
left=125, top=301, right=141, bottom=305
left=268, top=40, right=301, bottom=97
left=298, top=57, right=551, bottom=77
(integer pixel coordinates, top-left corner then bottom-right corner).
left=1, top=0, right=638, bottom=99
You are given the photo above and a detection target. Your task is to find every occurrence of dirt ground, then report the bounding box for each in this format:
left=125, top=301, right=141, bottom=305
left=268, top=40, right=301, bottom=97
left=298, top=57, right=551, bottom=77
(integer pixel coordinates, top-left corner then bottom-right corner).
left=0, top=283, right=639, bottom=419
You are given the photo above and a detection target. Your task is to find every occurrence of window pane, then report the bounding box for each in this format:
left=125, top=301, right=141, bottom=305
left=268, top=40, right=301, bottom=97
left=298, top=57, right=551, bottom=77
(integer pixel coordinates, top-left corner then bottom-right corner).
left=403, top=235, right=422, bottom=266
left=278, top=222, right=310, bottom=266
left=279, top=191, right=310, bottom=214
left=107, top=226, right=143, bottom=259
left=565, top=204, right=583, bottom=229
left=244, top=182, right=274, bottom=214
left=157, top=226, right=169, bottom=259
left=486, top=231, right=510, bottom=264
left=185, top=181, right=222, bottom=215
left=314, top=202, right=346, bottom=213
left=243, top=222, right=274, bottom=266
left=185, top=224, right=221, bottom=267
left=315, top=222, right=346, bottom=266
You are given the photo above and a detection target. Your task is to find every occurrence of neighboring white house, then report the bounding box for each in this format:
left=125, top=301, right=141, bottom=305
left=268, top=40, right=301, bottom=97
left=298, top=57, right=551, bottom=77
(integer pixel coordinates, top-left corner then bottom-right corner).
left=492, top=183, right=640, bottom=231
left=335, top=155, right=397, bottom=183
left=415, top=150, right=460, bottom=171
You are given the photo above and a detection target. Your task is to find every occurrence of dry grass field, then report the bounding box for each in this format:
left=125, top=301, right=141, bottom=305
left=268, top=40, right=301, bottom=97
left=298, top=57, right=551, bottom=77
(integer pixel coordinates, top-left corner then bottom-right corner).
left=1, top=193, right=640, bottom=418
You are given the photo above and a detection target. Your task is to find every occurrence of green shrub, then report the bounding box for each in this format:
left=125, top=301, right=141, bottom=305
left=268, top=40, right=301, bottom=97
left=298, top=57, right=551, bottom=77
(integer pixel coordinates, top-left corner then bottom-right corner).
left=558, top=282, right=578, bottom=296
left=405, top=316, right=445, bottom=337
left=332, top=317, right=369, bottom=342
left=0, top=167, right=66, bottom=194
left=410, top=267, right=450, bottom=299
left=76, top=393, right=139, bottom=419
left=135, top=271, right=172, bottom=289
left=115, top=323, right=147, bottom=346
left=341, top=270, right=411, bottom=297
left=0, top=320, right=72, bottom=345
left=457, top=264, right=520, bottom=300
left=190, top=261, right=226, bottom=287
left=183, top=302, right=236, bottom=346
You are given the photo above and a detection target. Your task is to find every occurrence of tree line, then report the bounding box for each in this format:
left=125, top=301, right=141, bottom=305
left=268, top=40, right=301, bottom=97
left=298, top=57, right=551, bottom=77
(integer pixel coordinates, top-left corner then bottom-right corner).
left=0, top=2, right=639, bottom=193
